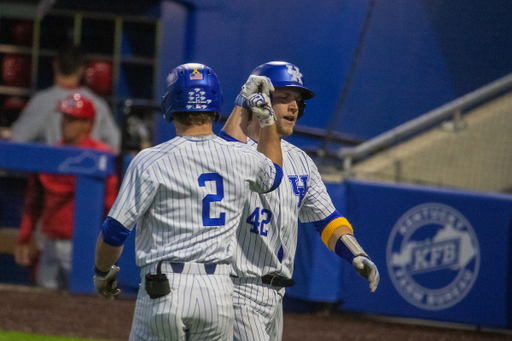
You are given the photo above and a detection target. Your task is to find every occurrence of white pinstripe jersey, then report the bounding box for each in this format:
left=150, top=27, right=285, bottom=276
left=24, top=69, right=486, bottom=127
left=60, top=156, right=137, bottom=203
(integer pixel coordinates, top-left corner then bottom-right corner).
left=108, top=134, right=279, bottom=267
left=231, top=137, right=336, bottom=278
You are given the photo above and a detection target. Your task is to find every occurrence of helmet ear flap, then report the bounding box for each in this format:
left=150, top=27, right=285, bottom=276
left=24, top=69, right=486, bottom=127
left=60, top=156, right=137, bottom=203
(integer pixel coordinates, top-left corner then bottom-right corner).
left=161, top=93, right=172, bottom=122
left=298, top=100, right=306, bottom=119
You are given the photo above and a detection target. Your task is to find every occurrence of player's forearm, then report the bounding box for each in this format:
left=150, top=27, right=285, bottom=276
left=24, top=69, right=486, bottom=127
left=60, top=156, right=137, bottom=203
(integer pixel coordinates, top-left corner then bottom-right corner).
left=95, top=235, right=123, bottom=272
left=322, top=221, right=371, bottom=264
left=327, top=225, right=354, bottom=251
left=257, top=124, right=283, bottom=167
left=222, top=106, right=249, bottom=142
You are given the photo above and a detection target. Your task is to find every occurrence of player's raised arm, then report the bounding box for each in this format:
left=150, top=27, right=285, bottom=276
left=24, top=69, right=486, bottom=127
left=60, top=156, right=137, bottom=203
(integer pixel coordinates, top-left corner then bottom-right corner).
left=221, top=106, right=250, bottom=143
left=221, top=75, right=274, bottom=143
left=247, top=93, right=283, bottom=168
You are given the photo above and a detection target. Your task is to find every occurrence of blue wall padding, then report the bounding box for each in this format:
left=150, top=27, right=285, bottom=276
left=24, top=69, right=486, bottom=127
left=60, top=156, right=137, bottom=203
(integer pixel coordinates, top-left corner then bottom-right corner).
left=156, top=0, right=512, bottom=148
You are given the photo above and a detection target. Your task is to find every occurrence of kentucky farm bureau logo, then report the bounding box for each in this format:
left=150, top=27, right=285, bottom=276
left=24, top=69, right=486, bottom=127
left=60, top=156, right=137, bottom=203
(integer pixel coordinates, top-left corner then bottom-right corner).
left=386, top=203, right=480, bottom=310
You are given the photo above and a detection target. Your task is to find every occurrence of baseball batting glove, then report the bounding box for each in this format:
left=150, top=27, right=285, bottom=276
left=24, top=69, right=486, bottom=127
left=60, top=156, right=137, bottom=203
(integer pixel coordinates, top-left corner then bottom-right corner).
left=247, top=93, right=275, bottom=127
left=235, top=75, right=275, bottom=109
left=352, top=256, right=380, bottom=292
left=93, top=265, right=121, bottom=300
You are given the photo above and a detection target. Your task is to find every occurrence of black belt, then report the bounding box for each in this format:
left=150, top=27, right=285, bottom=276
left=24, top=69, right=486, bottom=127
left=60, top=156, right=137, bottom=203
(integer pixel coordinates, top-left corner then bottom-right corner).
left=261, top=274, right=295, bottom=288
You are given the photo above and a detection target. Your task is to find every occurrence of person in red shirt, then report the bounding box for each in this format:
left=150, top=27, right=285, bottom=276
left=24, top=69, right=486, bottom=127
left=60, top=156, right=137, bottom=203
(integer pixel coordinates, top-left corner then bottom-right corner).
left=14, top=93, right=118, bottom=290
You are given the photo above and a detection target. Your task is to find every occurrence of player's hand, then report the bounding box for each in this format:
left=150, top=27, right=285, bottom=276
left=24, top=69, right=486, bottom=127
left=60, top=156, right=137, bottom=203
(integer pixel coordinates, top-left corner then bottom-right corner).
left=235, top=75, right=275, bottom=108
left=352, top=256, right=380, bottom=292
left=93, top=265, right=121, bottom=300
left=247, top=93, right=275, bottom=128
left=241, top=75, right=274, bottom=97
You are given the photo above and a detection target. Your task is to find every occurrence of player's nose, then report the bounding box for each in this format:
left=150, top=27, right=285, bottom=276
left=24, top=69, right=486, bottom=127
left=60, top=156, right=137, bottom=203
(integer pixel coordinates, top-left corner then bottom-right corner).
left=289, top=100, right=298, bottom=111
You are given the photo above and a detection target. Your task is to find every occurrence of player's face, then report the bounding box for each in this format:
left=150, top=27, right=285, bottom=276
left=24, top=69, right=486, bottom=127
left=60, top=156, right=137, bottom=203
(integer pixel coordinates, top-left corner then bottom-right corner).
left=271, top=88, right=302, bottom=137
left=61, top=113, right=92, bottom=145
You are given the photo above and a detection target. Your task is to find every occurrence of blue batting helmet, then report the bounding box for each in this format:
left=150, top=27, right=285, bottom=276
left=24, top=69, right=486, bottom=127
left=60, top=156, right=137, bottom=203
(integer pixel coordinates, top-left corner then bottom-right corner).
left=250, top=61, right=315, bottom=119
left=161, top=63, right=223, bottom=122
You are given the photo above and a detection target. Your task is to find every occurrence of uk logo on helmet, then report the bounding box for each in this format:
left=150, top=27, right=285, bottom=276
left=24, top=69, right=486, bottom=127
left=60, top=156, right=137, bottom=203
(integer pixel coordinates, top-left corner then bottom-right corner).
left=286, top=65, right=303, bottom=85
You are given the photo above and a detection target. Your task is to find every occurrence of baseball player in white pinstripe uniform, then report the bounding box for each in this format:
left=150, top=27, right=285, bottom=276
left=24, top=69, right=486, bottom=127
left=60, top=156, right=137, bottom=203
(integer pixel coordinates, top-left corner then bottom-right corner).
left=221, top=61, right=380, bottom=341
left=93, top=63, right=284, bottom=341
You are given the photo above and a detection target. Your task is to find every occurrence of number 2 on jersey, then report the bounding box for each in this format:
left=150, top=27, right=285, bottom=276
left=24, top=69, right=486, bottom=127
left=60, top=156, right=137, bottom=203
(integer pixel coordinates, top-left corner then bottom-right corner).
left=247, top=207, right=272, bottom=236
left=198, top=173, right=225, bottom=226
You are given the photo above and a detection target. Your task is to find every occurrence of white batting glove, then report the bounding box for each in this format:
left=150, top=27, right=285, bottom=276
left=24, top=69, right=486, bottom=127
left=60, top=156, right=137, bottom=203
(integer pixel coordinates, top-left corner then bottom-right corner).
left=235, top=75, right=275, bottom=109
left=93, top=265, right=121, bottom=300
left=352, top=256, right=380, bottom=292
left=247, top=93, right=275, bottom=128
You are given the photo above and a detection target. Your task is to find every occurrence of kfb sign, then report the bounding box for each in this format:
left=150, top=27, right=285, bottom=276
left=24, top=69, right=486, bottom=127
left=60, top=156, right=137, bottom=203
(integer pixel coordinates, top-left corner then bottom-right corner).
left=386, top=203, right=480, bottom=311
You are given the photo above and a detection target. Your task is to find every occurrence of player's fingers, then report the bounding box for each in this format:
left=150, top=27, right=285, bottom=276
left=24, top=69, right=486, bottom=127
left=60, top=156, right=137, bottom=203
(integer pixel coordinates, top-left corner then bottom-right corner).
left=368, top=267, right=380, bottom=292
left=256, top=77, right=273, bottom=95
left=101, top=286, right=119, bottom=299
left=247, top=93, right=265, bottom=108
left=355, top=261, right=364, bottom=270
left=266, top=77, right=275, bottom=92
left=110, top=266, right=120, bottom=276
left=105, top=288, right=120, bottom=300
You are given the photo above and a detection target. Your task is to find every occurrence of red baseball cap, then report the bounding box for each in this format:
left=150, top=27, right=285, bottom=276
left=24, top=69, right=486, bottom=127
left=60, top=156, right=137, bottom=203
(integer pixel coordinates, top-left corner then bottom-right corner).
left=56, top=93, right=95, bottom=119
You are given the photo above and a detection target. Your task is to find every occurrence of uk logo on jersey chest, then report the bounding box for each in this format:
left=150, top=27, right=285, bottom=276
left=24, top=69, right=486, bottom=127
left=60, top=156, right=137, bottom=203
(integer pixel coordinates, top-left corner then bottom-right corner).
left=288, top=175, right=309, bottom=208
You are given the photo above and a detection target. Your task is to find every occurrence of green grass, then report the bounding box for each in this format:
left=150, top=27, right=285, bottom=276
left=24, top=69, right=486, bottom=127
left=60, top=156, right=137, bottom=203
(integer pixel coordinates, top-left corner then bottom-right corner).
left=0, top=330, right=111, bottom=341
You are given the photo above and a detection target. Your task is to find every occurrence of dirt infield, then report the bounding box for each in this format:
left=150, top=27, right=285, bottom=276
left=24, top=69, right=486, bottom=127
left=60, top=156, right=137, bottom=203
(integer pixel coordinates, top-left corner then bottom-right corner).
left=0, top=284, right=511, bottom=341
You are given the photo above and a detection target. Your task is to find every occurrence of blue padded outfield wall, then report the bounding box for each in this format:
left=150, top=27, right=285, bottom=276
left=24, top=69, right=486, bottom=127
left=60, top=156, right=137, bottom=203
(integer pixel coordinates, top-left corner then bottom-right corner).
left=2, top=142, right=511, bottom=328
left=155, top=0, right=512, bottom=150
left=288, top=181, right=512, bottom=329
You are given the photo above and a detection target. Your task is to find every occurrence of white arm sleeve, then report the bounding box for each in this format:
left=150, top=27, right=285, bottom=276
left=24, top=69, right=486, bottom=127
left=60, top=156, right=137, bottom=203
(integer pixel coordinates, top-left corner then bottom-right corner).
left=298, top=159, right=336, bottom=223
left=240, top=147, right=280, bottom=194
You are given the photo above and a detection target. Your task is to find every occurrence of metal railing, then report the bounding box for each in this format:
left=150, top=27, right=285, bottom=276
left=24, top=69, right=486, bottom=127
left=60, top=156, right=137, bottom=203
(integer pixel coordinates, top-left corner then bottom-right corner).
left=337, top=72, right=512, bottom=173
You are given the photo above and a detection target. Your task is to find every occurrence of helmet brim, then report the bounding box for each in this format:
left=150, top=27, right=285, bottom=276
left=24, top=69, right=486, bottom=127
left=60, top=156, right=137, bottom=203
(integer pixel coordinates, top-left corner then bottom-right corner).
left=274, top=85, right=315, bottom=100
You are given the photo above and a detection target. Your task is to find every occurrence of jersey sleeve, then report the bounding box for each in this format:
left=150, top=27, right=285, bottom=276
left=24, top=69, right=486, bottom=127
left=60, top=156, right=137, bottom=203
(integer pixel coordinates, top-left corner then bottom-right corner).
left=246, top=148, right=283, bottom=194
left=218, top=129, right=243, bottom=143
left=107, top=153, right=158, bottom=230
left=298, top=159, right=337, bottom=223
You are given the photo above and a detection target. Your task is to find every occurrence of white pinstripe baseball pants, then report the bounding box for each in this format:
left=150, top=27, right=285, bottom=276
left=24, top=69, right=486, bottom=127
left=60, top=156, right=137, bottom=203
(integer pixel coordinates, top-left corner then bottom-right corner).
left=129, top=263, right=234, bottom=341
left=232, top=277, right=285, bottom=341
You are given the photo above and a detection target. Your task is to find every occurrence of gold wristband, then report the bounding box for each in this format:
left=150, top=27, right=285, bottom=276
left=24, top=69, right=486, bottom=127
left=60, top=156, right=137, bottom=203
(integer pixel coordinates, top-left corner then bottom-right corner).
left=320, top=217, right=353, bottom=247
